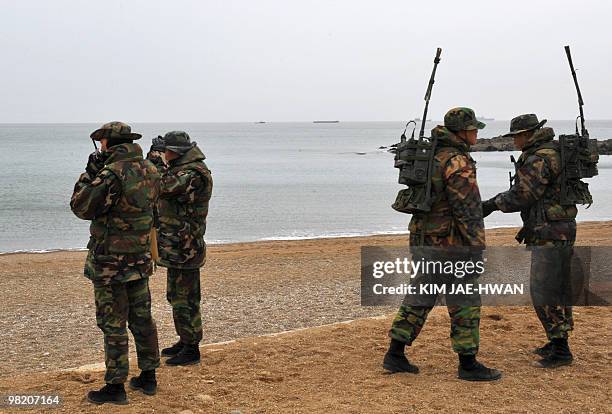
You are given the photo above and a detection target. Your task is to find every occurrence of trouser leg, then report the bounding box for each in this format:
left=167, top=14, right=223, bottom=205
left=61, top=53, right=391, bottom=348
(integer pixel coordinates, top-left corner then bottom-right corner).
left=530, top=242, right=574, bottom=340
left=167, top=267, right=203, bottom=345
left=448, top=305, right=480, bottom=356
left=126, top=278, right=160, bottom=371
left=94, top=283, right=129, bottom=384
left=389, top=305, right=433, bottom=345
left=534, top=305, right=573, bottom=340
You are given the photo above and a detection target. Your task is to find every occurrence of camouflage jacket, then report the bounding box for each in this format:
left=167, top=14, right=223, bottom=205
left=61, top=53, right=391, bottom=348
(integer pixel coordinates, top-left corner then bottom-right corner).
left=70, top=143, right=160, bottom=286
left=157, top=145, right=213, bottom=269
left=492, top=127, right=577, bottom=244
left=409, top=126, right=485, bottom=247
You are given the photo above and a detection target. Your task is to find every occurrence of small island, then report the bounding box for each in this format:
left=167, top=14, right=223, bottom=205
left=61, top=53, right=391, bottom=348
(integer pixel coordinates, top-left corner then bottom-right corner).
left=382, top=136, right=612, bottom=155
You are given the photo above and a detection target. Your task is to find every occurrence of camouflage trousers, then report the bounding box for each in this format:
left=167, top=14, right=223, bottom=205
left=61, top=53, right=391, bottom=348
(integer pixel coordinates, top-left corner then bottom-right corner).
left=93, top=278, right=160, bottom=384
left=530, top=239, right=575, bottom=340
left=390, top=236, right=481, bottom=355
left=534, top=305, right=574, bottom=340
left=167, top=268, right=203, bottom=345
left=389, top=305, right=480, bottom=355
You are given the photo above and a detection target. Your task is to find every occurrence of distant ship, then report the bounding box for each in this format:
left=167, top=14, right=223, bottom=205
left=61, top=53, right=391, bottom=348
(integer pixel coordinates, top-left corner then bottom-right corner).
left=255, top=121, right=266, bottom=124
left=313, top=120, right=339, bottom=123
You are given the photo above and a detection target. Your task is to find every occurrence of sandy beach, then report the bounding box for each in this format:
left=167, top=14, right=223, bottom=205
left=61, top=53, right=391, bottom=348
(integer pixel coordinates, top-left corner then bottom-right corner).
left=0, top=222, right=611, bottom=413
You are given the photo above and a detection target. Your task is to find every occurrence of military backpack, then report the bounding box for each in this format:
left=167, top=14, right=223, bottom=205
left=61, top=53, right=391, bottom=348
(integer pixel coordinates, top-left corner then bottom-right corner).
left=391, top=122, right=437, bottom=214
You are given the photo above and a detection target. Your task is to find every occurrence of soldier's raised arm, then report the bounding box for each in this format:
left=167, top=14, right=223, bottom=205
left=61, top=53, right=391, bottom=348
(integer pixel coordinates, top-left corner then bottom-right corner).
left=444, top=154, right=485, bottom=246
left=493, top=154, right=552, bottom=213
left=70, top=170, right=121, bottom=220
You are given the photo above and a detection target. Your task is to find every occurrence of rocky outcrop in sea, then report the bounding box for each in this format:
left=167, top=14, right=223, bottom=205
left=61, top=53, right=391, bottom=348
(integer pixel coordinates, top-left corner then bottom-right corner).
left=382, top=137, right=612, bottom=154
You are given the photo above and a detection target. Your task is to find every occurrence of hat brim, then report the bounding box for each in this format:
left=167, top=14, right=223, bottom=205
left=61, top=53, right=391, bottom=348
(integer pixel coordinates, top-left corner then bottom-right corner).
left=464, top=120, right=486, bottom=131
left=503, top=119, right=547, bottom=137
left=165, top=142, right=197, bottom=154
left=90, top=129, right=143, bottom=141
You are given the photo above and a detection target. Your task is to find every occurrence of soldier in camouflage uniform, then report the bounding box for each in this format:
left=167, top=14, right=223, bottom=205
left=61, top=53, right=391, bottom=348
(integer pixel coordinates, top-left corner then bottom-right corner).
left=70, top=122, right=161, bottom=405
left=155, top=131, right=213, bottom=366
left=384, top=108, right=502, bottom=381
left=483, top=114, right=576, bottom=368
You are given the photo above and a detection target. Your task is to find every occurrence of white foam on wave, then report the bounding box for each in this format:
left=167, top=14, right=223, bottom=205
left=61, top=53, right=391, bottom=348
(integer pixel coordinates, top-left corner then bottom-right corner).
left=257, top=229, right=408, bottom=242
left=1, top=219, right=608, bottom=254
left=0, top=247, right=88, bottom=256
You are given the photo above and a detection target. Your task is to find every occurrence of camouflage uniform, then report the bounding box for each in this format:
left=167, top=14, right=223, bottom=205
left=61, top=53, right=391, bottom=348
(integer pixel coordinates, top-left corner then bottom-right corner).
left=486, top=115, right=576, bottom=340
left=71, top=122, right=161, bottom=384
left=157, top=131, right=213, bottom=346
left=389, top=108, right=486, bottom=356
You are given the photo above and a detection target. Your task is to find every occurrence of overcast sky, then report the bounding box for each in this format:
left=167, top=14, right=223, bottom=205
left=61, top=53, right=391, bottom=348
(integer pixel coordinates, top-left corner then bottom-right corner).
left=1, top=0, right=611, bottom=123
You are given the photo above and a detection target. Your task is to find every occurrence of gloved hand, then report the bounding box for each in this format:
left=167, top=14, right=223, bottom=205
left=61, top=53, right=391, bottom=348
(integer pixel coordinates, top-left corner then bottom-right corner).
left=147, top=151, right=166, bottom=168
left=482, top=199, right=498, bottom=218
left=151, top=136, right=166, bottom=152
left=86, top=151, right=106, bottom=177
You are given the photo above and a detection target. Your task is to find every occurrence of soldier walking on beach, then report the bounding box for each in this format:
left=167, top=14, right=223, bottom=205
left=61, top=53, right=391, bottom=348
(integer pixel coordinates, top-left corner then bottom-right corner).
left=155, top=131, right=213, bottom=366
left=70, top=122, right=161, bottom=405
left=384, top=108, right=502, bottom=381
left=482, top=114, right=576, bottom=368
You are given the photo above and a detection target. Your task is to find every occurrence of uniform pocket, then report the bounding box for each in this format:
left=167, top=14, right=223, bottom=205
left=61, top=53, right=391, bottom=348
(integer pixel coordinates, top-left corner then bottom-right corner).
left=545, top=204, right=577, bottom=221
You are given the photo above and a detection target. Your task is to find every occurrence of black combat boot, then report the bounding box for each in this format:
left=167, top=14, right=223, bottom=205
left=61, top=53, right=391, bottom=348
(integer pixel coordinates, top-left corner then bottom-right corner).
left=457, top=355, right=502, bottom=381
left=382, top=339, right=419, bottom=374
left=166, top=344, right=201, bottom=366
left=535, top=338, right=573, bottom=368
left=87, top=383, right=128, bottom=405
left=161, top=340, right=184, bottom=357
left=129, top=369, right=157, bottom=395
left=533, top=341, right=553, bottom=357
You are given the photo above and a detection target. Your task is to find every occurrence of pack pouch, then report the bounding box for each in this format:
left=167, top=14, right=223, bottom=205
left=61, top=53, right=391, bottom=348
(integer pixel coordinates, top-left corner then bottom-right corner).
left=559, top=134, right=598, bottom=205
left=392, top=187, right=431, bottom=214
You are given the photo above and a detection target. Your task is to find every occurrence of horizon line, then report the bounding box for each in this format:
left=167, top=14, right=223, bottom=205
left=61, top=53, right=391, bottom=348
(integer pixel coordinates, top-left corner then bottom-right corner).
left=2, top=119, right=612, bottom=125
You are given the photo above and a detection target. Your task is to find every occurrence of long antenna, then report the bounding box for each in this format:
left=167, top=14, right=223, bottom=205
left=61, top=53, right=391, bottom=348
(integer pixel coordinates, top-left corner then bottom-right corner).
left=419, top=47, right=442, bottom=139
left=564, top=45, right=587, bottom=136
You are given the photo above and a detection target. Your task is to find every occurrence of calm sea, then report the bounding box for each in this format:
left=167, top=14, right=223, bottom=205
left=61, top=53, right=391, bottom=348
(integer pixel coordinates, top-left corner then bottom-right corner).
left=1, top=121, right=611, bottom=253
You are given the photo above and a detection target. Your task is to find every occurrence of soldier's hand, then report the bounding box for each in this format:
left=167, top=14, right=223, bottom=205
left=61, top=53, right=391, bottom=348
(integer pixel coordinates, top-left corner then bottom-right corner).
left=86, top=151, right=106, bottom=177
left=147, top=152, right=166, bottom=168
left=482, top=199, right=498, bottom=218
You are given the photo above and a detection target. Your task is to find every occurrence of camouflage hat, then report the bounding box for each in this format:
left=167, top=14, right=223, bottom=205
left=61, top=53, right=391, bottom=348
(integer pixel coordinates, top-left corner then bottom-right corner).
left=444, top=107, right=486, bottom=132
left=503, top=114, right=547, bottom=137
left=90, top=121, right=142, bottom=141
left=163, top=131, right=196, bottom=154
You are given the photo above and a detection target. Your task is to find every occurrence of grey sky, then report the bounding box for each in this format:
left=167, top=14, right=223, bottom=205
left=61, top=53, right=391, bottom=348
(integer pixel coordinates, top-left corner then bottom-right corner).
left=1, top=0, right=611, bottom=123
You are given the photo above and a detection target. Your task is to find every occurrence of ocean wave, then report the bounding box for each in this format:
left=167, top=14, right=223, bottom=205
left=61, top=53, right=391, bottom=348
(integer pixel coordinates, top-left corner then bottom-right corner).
left=257, top=230, right=409, bottom=242
left=0, top=247, right=89, bottom=256
left=0, top=220, right=607, bottom=254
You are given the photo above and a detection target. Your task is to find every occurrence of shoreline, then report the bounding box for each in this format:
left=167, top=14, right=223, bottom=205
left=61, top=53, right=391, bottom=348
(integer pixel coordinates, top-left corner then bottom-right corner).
left=1, top=219, right=610, bottom=256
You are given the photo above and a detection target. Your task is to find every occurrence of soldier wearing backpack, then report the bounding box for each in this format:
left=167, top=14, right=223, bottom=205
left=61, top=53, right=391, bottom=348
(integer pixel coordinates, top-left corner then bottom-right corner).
left=385, top=107, right=502, bottom=381
left=483, top=114, right=578, bottom=368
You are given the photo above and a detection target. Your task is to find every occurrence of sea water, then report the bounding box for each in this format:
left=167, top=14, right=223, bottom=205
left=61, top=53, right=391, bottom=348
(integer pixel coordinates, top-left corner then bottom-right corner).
left=1, top=121, right=611, bottom=253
